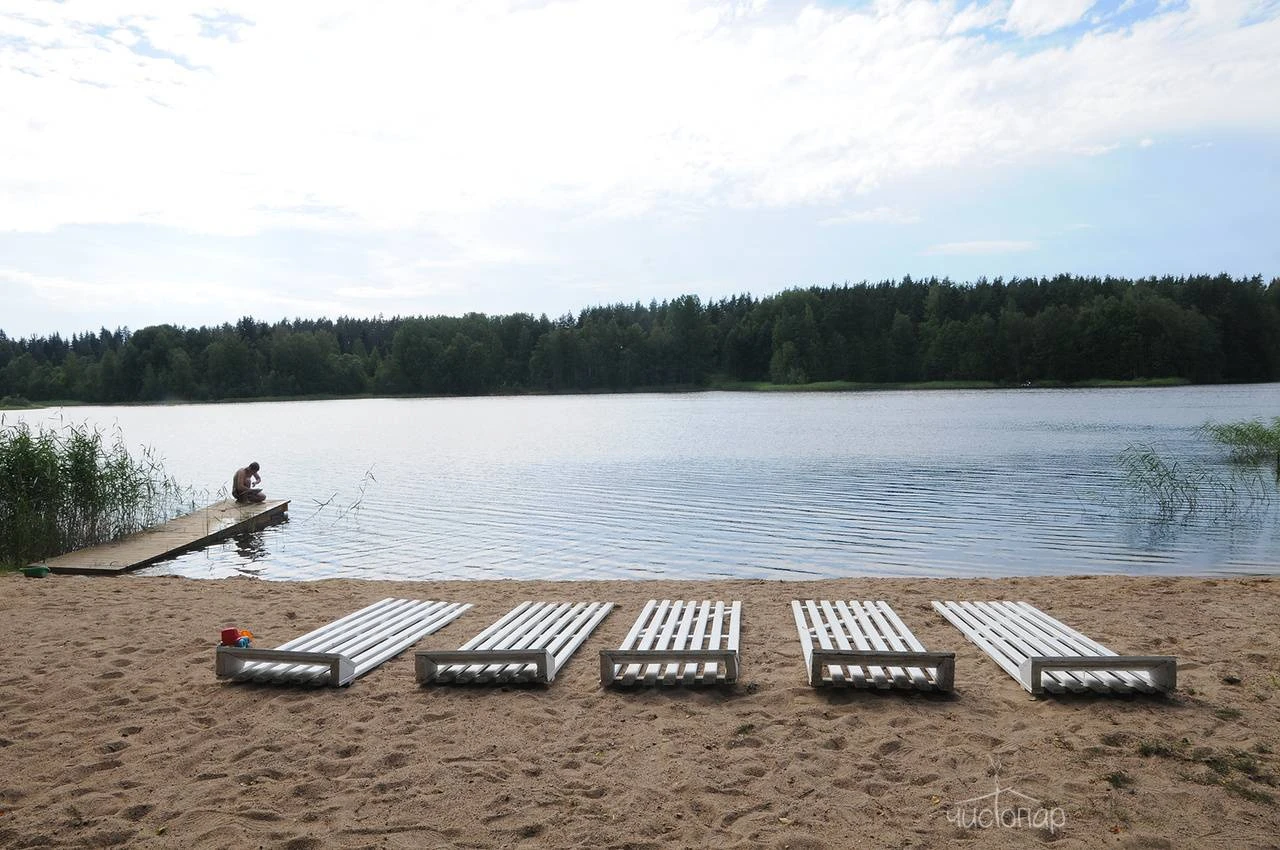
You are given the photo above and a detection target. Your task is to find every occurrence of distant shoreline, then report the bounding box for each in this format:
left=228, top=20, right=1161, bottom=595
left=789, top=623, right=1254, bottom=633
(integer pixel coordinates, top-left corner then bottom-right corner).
left=0, top=376, right=1199, bottom=410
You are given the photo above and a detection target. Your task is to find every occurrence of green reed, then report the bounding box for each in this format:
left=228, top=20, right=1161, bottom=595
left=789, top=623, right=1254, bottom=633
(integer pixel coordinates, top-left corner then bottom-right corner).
left=1118, top=443, right=1271, bottom=522
left=1203, top=417, right=1280, bottom=470
left=0, top=419, right=198, bottom=567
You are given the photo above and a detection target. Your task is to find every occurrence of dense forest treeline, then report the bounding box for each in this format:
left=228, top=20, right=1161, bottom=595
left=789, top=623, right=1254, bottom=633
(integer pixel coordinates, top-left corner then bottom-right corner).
left=2, top=275, right=1278, bottom=404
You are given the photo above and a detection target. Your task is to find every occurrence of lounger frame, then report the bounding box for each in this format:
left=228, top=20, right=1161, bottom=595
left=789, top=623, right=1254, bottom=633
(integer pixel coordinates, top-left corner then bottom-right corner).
left=932, top=600, right=1176, bottom=696
left=416, top=601, right=613, bottom=685
left=216, top=598, right=472, bottom=687
left=792, top=600, right=955, bottom=691
left=601, top=600, right=741, bottom=686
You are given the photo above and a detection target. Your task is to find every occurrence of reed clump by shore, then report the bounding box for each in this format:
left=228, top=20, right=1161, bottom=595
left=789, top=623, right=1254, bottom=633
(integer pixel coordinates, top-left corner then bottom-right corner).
left=1117, top=415, right=1280, bottom=521
left=0, top=419, right=196, bottom=568
left=1205, top=417, right=1280, bottom=471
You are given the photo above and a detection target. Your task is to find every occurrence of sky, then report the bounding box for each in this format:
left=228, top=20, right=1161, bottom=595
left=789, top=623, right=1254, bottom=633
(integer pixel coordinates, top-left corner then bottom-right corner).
left=1, top=0, right=1278, bottom=338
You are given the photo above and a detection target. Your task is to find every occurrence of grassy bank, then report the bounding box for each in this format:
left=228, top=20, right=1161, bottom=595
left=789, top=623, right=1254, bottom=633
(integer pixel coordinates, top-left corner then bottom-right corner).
left=0, top=421, right=196, bottom=568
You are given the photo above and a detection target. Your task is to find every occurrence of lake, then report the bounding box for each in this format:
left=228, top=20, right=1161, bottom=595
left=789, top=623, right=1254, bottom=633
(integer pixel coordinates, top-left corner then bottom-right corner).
left=12, top=385, right=1280, bottom=580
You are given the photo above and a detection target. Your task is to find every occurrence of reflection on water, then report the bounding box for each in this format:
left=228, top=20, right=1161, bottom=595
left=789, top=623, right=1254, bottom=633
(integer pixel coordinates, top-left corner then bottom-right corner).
left=228, top=515, right=288, bottom=576
left=14, top=385, right=1280, bottom=581
left=232, top=531, right=267, bottom=571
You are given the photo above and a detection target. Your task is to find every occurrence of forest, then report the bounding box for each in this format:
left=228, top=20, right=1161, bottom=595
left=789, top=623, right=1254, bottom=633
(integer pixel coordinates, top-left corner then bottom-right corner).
left=2, top=274, right=1278, bottom=404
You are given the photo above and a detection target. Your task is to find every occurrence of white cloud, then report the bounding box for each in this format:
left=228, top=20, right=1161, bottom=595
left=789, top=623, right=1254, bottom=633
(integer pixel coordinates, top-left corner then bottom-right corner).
left=946, top=0, right=1009, bottom=35
left=0, top=267, right=350, bottom=318
left=1139, top=137, right=1156, bottom=147
left=924, top=240, right=1038, bottom=255
left=819, top=206, right=922, bottom=225
left=1005, top=0, right=1096, bottom=37
left=334, top=284, right=457, bottom=300
left=0, top=0, right=1277, bottom=244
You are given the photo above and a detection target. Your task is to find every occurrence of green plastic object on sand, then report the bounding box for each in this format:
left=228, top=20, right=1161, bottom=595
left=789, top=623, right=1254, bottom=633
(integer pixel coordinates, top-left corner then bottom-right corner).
left=22, top=565, right=51, bottom=578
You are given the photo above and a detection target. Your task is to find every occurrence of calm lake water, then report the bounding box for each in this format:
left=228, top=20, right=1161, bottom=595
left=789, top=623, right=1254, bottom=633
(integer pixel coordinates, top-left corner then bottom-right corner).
left=13, top=386, right=1280, bottom=580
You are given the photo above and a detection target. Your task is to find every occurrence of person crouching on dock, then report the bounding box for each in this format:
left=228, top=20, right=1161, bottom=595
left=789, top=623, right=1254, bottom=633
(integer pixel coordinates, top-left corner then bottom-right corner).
left=233, top=461, right=266, bottom=504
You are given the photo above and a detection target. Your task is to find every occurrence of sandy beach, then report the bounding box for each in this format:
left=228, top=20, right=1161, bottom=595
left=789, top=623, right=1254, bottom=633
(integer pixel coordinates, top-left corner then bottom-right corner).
left=1, top=573, right=1277, bottom=849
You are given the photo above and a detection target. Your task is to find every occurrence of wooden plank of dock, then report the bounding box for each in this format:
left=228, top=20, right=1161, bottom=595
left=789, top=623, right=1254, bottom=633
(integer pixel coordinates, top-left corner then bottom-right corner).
left=40, top=499, right=290, bottom=575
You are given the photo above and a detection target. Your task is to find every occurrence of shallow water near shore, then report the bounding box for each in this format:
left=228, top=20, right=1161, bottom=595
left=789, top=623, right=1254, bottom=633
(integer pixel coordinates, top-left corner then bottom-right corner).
left=15, top=384, right=1280, bottom=580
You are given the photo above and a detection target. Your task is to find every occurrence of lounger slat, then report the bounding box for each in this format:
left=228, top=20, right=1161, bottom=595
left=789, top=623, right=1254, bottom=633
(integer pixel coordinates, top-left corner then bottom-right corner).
left=791, top=601, right=820, bottom=681
left=647, top=600, right=687, bottom=685
left=493, top=601, right=578, bottom=682
left=443, top=600, right=538, bottom=681
left=850, top=601, right=909, bottom=687
left=1012, top=602, right=1152, bottom=690
left=805, top=600, right=854, bottom=685
left=548, top=602, right=616, bottom=680
left=975, top=601, right=1132, bottom=692
left=865, top=601, right=930, bottom=689
left=705, top=601, right=727, bottom=680
left=245, top=599, right=459, bottom=685
left=981, top=601, right=1136, bottom=692
left=939, top=601, right=1070, bottom=692
left=932, top=600, right=1175, bottom=696
left=682, top=600, right=713, bottom=684
left=417, top=601, right=613, bottom=685
left=825, top=601, right=870, bottom=686
left=618, top=599, right=660, bottom=685
left=932, top=601, right=1040, bottom=689
left=963, top=602, right=1102, bottom=692
left=217, top=599, right=471, bottom=687
left=663, top=601, right=701, bottom=683
left=456, top=601, right=572, bottom=682
left=601, top=600, right=741, bottom=687
left=793, top=600, right=954, bottom=691
left=245, top=598, right=424, bottom=683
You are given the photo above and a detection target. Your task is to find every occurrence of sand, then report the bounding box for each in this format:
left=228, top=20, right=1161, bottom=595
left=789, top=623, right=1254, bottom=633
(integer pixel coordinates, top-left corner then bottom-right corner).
left=0, top=573, right=1277, bottom=849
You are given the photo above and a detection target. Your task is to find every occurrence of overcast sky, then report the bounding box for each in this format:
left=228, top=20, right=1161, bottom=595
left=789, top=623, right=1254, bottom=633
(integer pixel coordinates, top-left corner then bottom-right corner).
left=2, top=0, right=1278, bottom=338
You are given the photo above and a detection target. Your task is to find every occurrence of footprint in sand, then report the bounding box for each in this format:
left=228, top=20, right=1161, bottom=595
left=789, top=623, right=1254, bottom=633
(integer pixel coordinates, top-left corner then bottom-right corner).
left=877, top=739, right=903, bottom=756
left=120, top=804, right=153, bottom=822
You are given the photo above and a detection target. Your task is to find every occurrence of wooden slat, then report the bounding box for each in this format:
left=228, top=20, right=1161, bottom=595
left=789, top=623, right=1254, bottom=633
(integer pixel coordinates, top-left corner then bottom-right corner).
left=601, top=600, right=741, bottom=687
left=932, top=600, right=1175, bottom=696
left=1013, top=602, right=1152, bottom=691
left=823, top=601, right=865, bottom=685
left=663, top=601, right=700, bottom=683
left=44, top=499, right=289, bottom=574
left=618, top=599, right=660, bottom=685
left=682, top=600, right=712, bottom=684
left=418, top=601, right=613, bottom=685
left=964, top=601, right=1102, bottom=693
left=932, top=600, right=1036, bottom=688
left=791, top=601, right=819, bottom=684
left=968, top=601, right=1120, bottom=693
left=872, top=600, right=931, bottom=688
left=217, top=598, right=470, bottom=687
left=792, top=600, right=953, bottom=691
left=981, top=602, right=1132, bottom=692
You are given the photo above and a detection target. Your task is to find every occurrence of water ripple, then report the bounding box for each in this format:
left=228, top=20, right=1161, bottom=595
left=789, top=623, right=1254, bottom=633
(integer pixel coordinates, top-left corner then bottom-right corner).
left=32, top=386, right=1268, bottom=581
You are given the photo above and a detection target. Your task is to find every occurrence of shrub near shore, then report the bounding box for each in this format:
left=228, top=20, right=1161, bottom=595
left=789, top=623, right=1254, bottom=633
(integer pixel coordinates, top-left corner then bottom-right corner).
left=0, top=420, right=196, bottom=567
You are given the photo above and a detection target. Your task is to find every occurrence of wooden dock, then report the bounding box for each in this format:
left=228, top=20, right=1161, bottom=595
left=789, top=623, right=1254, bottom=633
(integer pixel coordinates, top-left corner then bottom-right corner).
left=40, top=499, right=290, bottom=575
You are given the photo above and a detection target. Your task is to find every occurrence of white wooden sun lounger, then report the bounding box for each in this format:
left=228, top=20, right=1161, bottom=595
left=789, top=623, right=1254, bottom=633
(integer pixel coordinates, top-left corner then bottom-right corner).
left=416, top=601, right=614, bottom=685
left=216, top=598, right=472, bottom=687
left=600, top=600, right=741, bottom=687
left=932, top=600, right=1177, bottom=696
left=792, top=600, right=955, bottom=691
